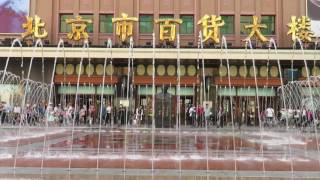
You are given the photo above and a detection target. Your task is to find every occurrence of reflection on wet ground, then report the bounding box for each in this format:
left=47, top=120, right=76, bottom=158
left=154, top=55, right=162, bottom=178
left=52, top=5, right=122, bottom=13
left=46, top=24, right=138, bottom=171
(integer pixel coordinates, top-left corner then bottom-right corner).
left=50, top=131, right=259, bottom=151
left=0, top=174, right=320, bottom=180
left=0, top=127, right=320, bottom=177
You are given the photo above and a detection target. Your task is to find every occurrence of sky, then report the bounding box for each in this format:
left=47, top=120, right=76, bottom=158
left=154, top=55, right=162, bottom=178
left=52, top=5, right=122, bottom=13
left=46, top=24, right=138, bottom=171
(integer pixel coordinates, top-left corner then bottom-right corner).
left=0, top=0, right=29, bottom=33
left=0, top=0, right=29, bottom=14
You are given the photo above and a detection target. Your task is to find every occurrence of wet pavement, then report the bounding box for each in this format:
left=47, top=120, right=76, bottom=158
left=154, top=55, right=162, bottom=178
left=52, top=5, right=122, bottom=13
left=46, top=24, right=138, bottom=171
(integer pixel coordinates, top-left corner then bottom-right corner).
left=0, top=126, right=320, bottom=178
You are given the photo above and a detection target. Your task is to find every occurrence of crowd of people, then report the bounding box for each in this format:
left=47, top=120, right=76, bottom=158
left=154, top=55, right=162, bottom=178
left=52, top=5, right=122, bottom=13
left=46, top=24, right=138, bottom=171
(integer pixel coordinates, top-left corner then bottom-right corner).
left=0, top=101, right=128, bottom=127
left=276, top=107, right=320, bottom=129
left=186, top=104, right=212, bottom=127
left=0, top=101, right=319, bottom=130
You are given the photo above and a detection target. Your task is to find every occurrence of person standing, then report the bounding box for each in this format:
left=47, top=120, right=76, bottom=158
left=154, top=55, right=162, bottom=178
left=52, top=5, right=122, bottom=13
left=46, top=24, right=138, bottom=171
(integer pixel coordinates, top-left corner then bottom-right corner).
left=0, top=102, right=5, bottom=125
left=79, top=105, right=86, bottom=125
left=106, top=103, right=112, bottom=126
left=88, top=104, right=96, bottom=126
left=189, top=105, right=196, bottom=127
left=265, top=106, right=275, bottom=127
left=196, top=105, right=204, bottom=127
left=204, top=104, right=211, bottom=127
left=118, top=104, right=125, bottom=125
left=307, top=109, right=313, bottom=127
left=100, top=102, right=107, bottom=125
left=302, top=106, right=307, bottom=128
left=46, top=103, right=55, bottom=126
left=133, top=107, right=139, bottom=126
left=66, top=104, right=74, bottom=126
left=13, top=104, right=21, bottom=125
left=139, top=106, right=144, bottom=125
left=217, top=106, right=224, bottom=128
left=186, top=104, right=192, bottom=125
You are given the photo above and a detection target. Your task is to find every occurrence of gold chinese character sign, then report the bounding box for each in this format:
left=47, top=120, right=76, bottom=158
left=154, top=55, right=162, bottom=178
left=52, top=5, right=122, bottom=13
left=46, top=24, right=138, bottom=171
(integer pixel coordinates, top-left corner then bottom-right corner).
left=155, top=18, right=182, bottom=42
left=21, top=15, right=48, bottom=39
left=112, top=13, right=138, bottom=42
left=197, top=15, right=225, bottom=43
left=66, top=15, right=92, bottom=41
left=243, top=16, right=269, bottom=43
left=287, top=16, right=314, bottom=43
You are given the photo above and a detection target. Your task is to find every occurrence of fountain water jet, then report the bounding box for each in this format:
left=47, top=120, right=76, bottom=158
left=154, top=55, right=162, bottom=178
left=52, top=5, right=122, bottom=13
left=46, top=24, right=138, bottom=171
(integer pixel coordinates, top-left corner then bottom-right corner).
left=221, top=36, right=238, bottom=179
left=269, top=38, right=295, bottom=178
left=39, top=39, right=65, bottom=174
left=13, top=39, right=45, bottom=174
left=68, top=40, right=90, bottom=172
left=96, top=38, right=112, bottom=174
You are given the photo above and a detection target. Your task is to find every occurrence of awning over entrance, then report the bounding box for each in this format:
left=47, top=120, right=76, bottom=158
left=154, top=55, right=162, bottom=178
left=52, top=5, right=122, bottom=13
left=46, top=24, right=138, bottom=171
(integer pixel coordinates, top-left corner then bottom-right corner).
left=58, top=86, right=115, bottom=95
left=237, top=87, right=275, bottom=97
left=138, top=86, right=194, bottom=96
left=96, top=86, right=115, bottom=95
left=217, top=88, right=237, bottom=96
left=300, top=87, right=320, bottom=96
left=218, top=87, right=275, bottom=97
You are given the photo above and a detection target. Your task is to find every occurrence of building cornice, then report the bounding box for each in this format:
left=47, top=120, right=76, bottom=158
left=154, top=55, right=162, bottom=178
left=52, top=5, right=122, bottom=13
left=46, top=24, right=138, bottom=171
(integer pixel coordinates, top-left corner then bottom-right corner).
left=0, top=47, right=318, bottom=61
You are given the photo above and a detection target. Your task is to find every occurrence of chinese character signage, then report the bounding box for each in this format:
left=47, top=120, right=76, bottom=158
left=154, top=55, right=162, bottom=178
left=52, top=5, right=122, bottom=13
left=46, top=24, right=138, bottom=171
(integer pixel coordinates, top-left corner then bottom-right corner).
left=21, top=15, right=48, bottom=39
left=243, top=16, right=269, bottom=43
left=155, top=18, right=182, bottom=42
left=17, top=11, right=320, bottom=45
left=65, top=15, right=92, bottom=41
left=198, top=15, right=225, bottom=43
left=287, top=16, right=314, bottom=42
left=112, top=13, right=138, bottom=42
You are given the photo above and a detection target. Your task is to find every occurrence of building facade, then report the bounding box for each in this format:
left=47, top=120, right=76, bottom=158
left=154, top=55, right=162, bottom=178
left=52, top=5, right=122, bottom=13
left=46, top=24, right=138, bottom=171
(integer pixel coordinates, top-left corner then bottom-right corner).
left=1, top=0, right=307, bottom=48
left=0, top=0, right=318, bottom=127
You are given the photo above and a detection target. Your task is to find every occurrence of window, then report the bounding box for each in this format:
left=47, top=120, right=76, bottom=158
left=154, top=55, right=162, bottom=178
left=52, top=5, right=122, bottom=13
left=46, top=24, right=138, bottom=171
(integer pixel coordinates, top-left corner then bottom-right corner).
left=220, top=15, right=234, bottom=35
left=159, top=14, right=174, bottom=20
left=80, top=14, right=93, bottom=33
left=158, top=15, right=174, bottom=36
left=240, top=15, right=252, bottom=35
left=60, top=14, right=73, bottom=33
left=100, top=14, right=113, bottom=33
left=139, top=15, right=153, bottom=34
left=261, top=15, right=275, bottom=35
left=180, top=15, right=194, bottom=34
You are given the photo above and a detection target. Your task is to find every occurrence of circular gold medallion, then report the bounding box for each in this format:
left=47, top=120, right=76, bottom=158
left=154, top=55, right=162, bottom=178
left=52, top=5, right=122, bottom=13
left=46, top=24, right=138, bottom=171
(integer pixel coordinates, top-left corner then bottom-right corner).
left=137, top=64, right=146, bottom=76
left=312, top=66, right=320, bottom=76
left=167, top=65, right=176, bottom=76
left=270, top=66, right=279, bottom=77
left=55, top=64, right=64, bottom=75
left=86, top=64, right=94, bottom=76
left=230, top=65, right=238, bottom=77
left=249, top=66, right=258, bottom=77
left=106, top=64, right=114, bottom=76
left=157, top=65, right=166, bottom=76
left=187, top=65, right=196, bottom=76
left=239, top=66, right=248, bottom=77
left=66, top=64, right=74, bottom=75
left=147, top=65, right=153, bottom=76
left=219, top=65, right=227, bottom=77
left=179, top=65, right=186, bottom=76
left=76, top=64, right=84, bottom=75
left=96, top=64, right=104, bottom=76
left=259, top=66, right=268, bottom=77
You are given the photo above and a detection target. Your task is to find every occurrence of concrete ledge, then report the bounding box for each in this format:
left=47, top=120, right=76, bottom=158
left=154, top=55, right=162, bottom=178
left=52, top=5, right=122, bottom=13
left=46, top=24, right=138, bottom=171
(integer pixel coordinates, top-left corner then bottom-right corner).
left=0, top=47, right=318, bottom=60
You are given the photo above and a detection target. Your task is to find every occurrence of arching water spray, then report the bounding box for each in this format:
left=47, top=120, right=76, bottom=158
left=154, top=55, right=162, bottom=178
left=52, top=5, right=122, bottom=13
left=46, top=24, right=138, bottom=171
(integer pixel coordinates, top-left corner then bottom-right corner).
left=96, top=38, right=112, bottom=174
left=68, top=41, right=90, bottom=172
